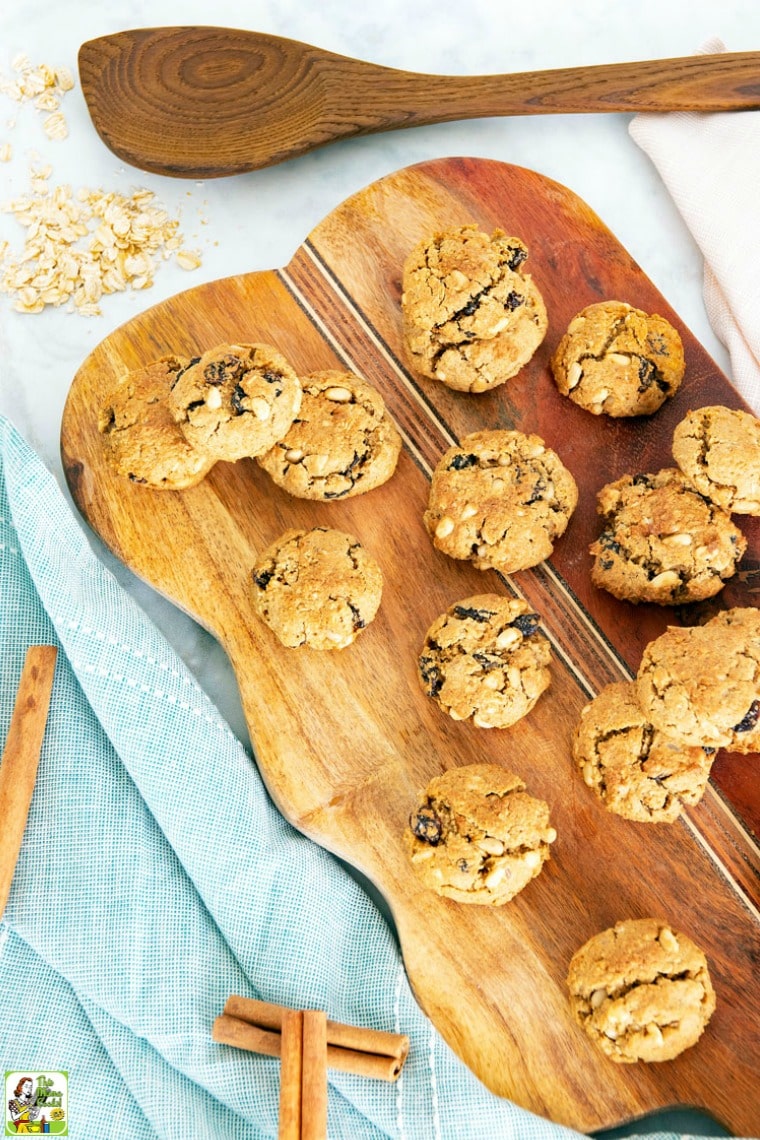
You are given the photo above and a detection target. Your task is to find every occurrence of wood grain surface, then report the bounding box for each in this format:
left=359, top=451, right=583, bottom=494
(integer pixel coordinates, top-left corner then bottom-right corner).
left=61, top=158, right=760, bottom=1133
left=78, top=27, right=760, bottom=177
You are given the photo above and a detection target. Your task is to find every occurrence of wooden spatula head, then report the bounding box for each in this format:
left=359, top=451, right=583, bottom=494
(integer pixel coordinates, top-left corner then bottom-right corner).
left=78, top=26, right=335, bottom=177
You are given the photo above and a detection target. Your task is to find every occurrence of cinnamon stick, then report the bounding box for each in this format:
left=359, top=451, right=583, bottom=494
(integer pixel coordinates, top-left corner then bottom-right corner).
left=224, top=995, right=409, bottom=1076
left=212, top=1014, right=282, bottom=1059
left=212, top=1014, right=404, bottom=1082
left=0, top=646, right=57, bottom=916
left=278, top=1009, right=303, bottom=1139
left=301, top=1010, right=327, bottom=1140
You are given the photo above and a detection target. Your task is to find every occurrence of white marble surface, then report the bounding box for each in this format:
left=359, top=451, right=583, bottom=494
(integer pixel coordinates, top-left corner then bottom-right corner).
left=0, top=5, right=757, bottom=1129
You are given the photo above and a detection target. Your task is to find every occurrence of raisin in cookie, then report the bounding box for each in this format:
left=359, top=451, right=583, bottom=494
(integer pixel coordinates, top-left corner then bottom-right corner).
left=424, top=430, right=578, bottom=575
left=401, top=224, right=548, bottom=393
left=168, top=342, right=302, bottom=461
left=98, top=356, right=216, bottom=490
left=572, top=682, right=715, bottom=823
left=551, top=301, right=684, bottom=417
left=590, top=468, right=746, bottom=605
left=251, top=527, right=382, bottom=650
left=567, top=918, right=715, bottom=1063
left=636, top=607, right=760, bottom=751
left=672, top=405, right=760, bottom=515
left=257, top=370, right=402, bottom=499
left=404, top=763, right=556, bottom=905
left=418, top=595, right=551, bottom=728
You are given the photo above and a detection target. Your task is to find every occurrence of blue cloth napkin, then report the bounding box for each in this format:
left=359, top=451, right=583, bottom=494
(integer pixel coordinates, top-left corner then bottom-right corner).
left=0, top=413, right=716, bottom=1140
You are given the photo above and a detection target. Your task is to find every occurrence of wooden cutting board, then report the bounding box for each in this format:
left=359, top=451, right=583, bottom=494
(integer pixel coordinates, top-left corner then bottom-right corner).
left=61, top=157, right=760, bottom=1134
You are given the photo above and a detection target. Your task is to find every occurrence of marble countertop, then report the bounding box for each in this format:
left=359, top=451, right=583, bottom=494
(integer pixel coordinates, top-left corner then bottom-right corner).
left=1, top=2, right=757, bottom=1132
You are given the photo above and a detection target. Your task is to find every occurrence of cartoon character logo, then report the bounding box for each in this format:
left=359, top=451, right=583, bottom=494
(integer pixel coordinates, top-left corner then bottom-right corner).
left=7, top=1078, right=38, bottom=1134
left=4, top=1073, right=67, bottom=1136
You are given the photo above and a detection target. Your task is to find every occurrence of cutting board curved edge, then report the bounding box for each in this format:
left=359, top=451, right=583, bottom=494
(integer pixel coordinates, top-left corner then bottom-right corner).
left=61, top=157, right=760, bottom=1134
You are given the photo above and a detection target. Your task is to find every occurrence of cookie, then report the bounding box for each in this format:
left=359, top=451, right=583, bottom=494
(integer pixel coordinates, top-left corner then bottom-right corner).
left=567, top=918, right=715, bottom=1063
left=404, top=763, right=556, bottom=905
left=672, top=405, right=760, bottom=515
left=418, top=594, right=551, bottom=728
left=572, top=682, right=715, bottom=822
left=168, top=342, right=302, bottom=461
left=98, top=356, right=216, bottom=490
left=256, top=370, right=402, bottom=499
left=424, top=430, right=578, bottom=574
left=251, top=527, right=382, bottom=650
left=550, top=301, right=684, bottom=417
left=401, top=224, right=548, bottom=393
left=636, top=606, right=760, bottom=751
left=590, top=468, right=746, bottom=606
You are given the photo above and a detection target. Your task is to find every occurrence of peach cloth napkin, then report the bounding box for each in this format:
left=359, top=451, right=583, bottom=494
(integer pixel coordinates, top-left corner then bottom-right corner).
left=629, top=38, right=760, bottom=412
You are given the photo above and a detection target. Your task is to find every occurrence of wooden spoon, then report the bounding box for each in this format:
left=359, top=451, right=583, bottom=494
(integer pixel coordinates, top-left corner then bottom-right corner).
left=78, top=26, right=760, bottom=178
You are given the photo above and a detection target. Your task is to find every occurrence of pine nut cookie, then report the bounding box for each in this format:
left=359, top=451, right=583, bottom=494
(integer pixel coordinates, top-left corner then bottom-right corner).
left=418, top=594, right=551, bottom=728
left=98, top=356, right=216, bottom=490
left=404, top=763, right=556, bottom=905
left=256, top=370, right=402, bottom=499
left=424, top=429, right=578, bottom=575
left=550, top=301, right=684, bottom=417
left=590, top=468, right=746, bottom=605
left=636, top=607, right=760, bottom=751
left=567, top=918, right=716, bottom=1063
left=168, top=342, right=302, bottom=461
left=572, top=682, right=715, bottom=823
left=251, top=527, right=382, bottom=650
left=672, top=405, right=760, bottom=515
left=401, top=224, right=548, bottom=393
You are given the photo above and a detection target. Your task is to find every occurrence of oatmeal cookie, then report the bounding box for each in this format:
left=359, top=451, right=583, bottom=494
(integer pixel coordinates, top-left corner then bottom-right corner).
left=424, top=429, right=578, bottom=574
left=404, top=763, right=556, bottom=904
left=418, top=594, right=551, bottom=728
left=98, top=355, right=216, bottom=490
left=636, top=606, right=760, bottom=751
left=567, top=918, right=715, bottom=1063
left=590, top=468, right=746, bottom=605
left=168, top=342, right=302, bottom=461
left=401, top=224, right=548, bottom=392
left=257, top=370, right=401, bottom=499
left=672, top=405, right=760, bottom=515
left=251, top=527, right=382, bottom=650
left=572, top=681, right=715, bottom=822
left=550, top=301, right=684, bottom=417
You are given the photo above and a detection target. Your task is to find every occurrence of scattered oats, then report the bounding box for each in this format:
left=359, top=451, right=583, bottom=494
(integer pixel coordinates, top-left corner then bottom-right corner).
left=54, top=66, right=74, bottom=92
left=21, top=71, right=47, bottom=98
left=176, top=249, right=202, bottom=270
left=35, top=91, right=60, bottom=112
left=0, top=79, right=22, bottom=102
left=37, top=63, right=56, bottom=87
left=0, top=142, right=11, bottom=162
left=14, top=285, right=44, bottom=313
left=0, top=54, right=74, bottom=137
left=43, top=111, right=68, bottom=140
left=0, top=178, right=202, bottom=315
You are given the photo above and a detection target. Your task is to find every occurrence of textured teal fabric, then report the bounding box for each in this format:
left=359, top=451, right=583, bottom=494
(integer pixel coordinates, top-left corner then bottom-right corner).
left=0, top=415, right=714, bottom=1139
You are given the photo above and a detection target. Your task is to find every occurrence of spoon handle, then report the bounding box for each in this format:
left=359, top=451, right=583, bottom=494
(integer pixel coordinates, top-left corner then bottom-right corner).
left=367, top=52, right=760, bottom=119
